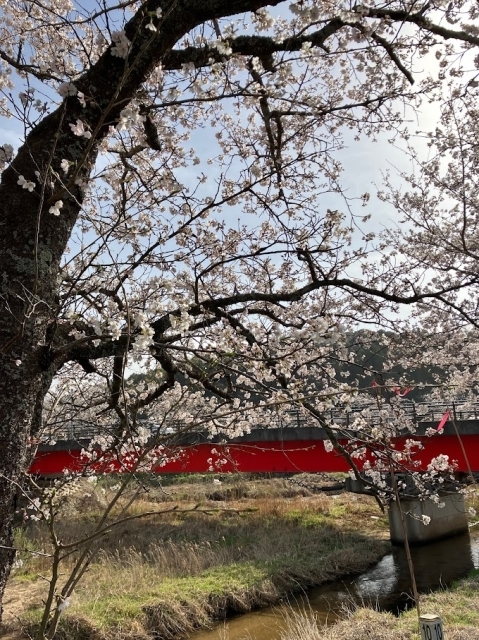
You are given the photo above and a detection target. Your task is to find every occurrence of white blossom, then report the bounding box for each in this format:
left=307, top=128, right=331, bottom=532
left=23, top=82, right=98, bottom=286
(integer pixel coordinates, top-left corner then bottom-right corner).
left=111, top=30, right=130, bottom=58
left=323, top=440, right=334, bottom=452
left=17, top=175, right=35, bottom=192
left=70, top=120, right=92, bottom=139
left=95, top=32, right=107, bottom=46
left=212, top=38, right=232, bottom=56
left=117, top=102, right=145, bottom=131
left=57, top=598, right=71, bottom=612
left=60, top=159, right=71, bottom=174
left=0, top=143, right=13, bottom=168
left=49, top=200, right=63, bottom=216
left=427, top=454, right=452, bottom=473
left=252, top=7, right=275, bottom=30
left=108, top=321, right=122, bottom=341
left=300, top=41, right=313, bottom=57
left=57, top=82, right=77, bottom=98
left=250, top=164, right=262, bottom=178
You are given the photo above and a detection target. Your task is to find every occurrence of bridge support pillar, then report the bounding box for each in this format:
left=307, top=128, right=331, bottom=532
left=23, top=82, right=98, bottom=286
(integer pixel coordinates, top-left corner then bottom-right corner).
left=388, top=493, right=468, bottom=545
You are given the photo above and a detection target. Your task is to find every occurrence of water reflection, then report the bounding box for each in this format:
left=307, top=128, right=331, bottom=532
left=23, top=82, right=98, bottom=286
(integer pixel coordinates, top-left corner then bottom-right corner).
left=314, top=533, right=476, bottom=615
left=193, top=534, right=479, bottom=640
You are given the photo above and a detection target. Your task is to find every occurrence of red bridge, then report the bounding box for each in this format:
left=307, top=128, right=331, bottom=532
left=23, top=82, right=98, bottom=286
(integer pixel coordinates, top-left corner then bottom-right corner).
left=29, top=405, right=479, bottom=477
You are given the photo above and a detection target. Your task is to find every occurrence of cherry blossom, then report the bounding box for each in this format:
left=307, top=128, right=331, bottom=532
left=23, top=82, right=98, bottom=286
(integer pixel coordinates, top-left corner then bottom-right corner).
left=2, top=0, right=479, bottom=625
left=49, top=200, right=63, bottom=216
left=58, top=82, right=77, bottom=98
left=17, top=175, right=35, bottom=191
left=0, top=144, right=13, bottom=168
left=69, top=120, right=91, bottom=138
left=111, top=30, right=130, bottom=59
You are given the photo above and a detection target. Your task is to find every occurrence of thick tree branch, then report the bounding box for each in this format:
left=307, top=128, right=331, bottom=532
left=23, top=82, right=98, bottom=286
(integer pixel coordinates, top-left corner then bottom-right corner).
left=54, top=268, right=479, bottom=366
left=162, top=19, right=345, bottom=70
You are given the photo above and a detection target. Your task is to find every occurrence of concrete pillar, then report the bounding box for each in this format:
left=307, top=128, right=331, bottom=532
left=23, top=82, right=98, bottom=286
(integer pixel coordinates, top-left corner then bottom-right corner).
left=345, top=477, right=371, bottom=494
left=388, top=493, right=468, bottom=545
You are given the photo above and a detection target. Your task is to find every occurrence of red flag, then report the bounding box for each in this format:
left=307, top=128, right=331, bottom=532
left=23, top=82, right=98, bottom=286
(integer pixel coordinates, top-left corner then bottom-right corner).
left=394, top=386, right=412, bottom=397
left=436, top=410, right=450, bottom=432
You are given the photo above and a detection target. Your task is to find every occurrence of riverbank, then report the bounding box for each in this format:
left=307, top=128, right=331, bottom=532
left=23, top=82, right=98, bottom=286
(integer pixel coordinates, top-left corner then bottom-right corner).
left=281, top=567, right=479, bottom=640
left=2, top=474, right=391, bottom=639
left=3, top=476, right=389, bottom=640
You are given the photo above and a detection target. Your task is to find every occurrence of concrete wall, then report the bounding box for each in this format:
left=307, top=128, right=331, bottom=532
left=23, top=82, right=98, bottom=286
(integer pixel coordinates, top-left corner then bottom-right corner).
left=388, top=493, right=468, bottom=545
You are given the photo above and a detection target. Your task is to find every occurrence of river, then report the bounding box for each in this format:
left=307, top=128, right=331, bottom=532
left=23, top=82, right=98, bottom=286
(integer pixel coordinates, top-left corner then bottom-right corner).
left=193, top=533, right=479, bottom=640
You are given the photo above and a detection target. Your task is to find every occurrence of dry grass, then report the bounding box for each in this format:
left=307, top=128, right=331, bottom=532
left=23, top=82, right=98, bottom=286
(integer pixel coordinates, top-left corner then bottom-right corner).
left=278, top=542, right=479, bottom=640
left=281, top=608, right=412, bottom=640
left=7, top=474, right=391, bottom=640
left=279, top=605, right=326, bottom=640
left=54, top=493, right=387, bottom=639
left=14, top=475, right=387, bottom=574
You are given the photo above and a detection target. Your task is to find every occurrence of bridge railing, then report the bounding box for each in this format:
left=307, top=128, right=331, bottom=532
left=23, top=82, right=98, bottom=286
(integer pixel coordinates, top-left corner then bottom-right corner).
left=40, top=401, right=479, bottom=443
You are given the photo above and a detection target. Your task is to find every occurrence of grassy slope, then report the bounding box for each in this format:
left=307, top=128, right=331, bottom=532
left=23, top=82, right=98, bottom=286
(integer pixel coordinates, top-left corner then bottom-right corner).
left=9, top=475, right=391, bottom=639
left=9, top=478, right=478, bottom=640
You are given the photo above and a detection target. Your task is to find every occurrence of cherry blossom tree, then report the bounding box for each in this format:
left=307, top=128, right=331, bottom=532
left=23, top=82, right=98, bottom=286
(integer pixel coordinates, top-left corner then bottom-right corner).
left=2, top=0, right=479, bottom=620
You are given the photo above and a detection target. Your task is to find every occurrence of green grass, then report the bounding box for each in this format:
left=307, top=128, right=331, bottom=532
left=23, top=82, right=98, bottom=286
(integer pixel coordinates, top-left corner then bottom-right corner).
left=285, top=509, right=328, bottom=527
left=398, top=569, right=479, bottom=632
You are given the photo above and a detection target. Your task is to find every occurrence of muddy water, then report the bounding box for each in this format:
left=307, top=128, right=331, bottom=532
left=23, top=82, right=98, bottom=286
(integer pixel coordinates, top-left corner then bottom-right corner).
left=193, top=533, right=479, bottom=640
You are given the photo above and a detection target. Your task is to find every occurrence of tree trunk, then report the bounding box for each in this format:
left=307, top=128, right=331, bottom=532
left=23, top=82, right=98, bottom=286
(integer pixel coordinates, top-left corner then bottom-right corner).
left=0, top=142, right=70, bottom=616
left=0, top=361, right=43, bottom=618
left=0, top=73, right=97, bottom=616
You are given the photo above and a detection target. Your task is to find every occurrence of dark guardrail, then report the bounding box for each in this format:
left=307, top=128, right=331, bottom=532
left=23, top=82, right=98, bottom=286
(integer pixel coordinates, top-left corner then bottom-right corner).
left=39, top=401, right=479, bottom=443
